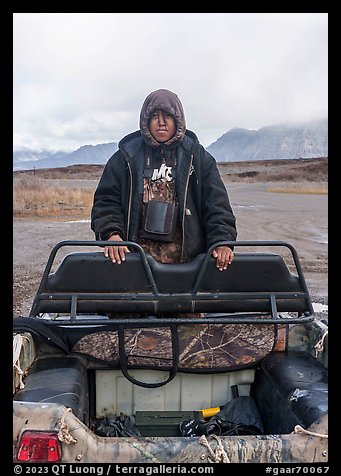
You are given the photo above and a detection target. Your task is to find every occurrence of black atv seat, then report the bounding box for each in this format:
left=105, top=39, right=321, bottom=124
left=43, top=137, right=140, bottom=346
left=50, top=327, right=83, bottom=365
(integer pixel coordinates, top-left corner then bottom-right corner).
left=13, top=355, right=89, bottom=423
left=30, top=243, right=312, bottom=317
left=252, top=352, right=328, bottom=433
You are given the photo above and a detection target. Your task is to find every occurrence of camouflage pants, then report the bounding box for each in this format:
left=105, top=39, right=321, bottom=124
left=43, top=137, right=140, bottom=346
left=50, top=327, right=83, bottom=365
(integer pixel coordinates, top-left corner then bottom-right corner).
left=138, top=226, right=182, bottom=264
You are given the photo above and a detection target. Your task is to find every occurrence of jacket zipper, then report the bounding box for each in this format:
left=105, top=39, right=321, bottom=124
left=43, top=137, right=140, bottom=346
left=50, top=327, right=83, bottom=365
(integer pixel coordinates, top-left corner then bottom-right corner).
left=181, top=154, right=193, bottom=262
left=126, top=161, right=133, bottom=239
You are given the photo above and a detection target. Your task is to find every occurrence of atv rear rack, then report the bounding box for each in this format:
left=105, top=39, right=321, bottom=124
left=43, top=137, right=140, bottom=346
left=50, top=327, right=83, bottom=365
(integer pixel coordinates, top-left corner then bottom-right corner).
left=29, top=240, right=314, bottom=326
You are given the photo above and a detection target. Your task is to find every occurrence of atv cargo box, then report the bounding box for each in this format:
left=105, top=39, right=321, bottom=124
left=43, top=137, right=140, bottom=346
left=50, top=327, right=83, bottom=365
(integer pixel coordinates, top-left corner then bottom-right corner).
left=13, top=240, right=328, bottom=464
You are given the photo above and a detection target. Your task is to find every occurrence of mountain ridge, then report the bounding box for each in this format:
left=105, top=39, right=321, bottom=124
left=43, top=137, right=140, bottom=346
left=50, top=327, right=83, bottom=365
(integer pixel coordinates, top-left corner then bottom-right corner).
left=13, top=142, right=118, bottom=171
left=207, top=119, right=328, bottom=162
left=13, top=118, right=327, bottom=170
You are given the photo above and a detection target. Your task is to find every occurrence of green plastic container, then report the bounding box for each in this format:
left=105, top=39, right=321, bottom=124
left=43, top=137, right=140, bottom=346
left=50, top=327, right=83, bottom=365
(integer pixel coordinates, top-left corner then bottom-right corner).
left=135, top=411, right=202, bottom=436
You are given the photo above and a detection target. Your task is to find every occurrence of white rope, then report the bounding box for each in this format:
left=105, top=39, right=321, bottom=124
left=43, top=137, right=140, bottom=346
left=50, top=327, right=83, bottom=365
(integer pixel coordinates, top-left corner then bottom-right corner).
left=293, top=425, right=328, bottom=439
left=13, top=334, right=23, bottom=366
left=199, top=434, right=230, bottom=463
left=13, top=334, right=25, bottom=392
left=314, top=330, right=328, bottom=357
left=58, top=408, right=78, bottom=444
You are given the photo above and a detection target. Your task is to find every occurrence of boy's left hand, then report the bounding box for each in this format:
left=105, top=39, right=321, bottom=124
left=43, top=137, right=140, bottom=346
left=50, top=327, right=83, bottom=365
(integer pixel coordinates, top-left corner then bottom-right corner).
left=212, top=246, right=234, bottom=271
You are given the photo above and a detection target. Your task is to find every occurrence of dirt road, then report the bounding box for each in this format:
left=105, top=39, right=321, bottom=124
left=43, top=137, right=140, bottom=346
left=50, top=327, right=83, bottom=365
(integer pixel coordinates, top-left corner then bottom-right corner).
left=13, top=182, right=328, bottom=317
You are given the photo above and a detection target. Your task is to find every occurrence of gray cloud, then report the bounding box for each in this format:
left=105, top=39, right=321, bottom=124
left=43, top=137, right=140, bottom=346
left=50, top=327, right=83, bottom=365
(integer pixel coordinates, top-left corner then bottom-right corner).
left=13, top=13, right=328, bottom=151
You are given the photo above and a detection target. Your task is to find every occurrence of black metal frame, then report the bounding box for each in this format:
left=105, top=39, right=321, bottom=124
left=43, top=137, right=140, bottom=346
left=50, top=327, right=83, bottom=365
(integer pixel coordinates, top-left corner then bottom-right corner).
left=28, top=240, right=314, bottom=327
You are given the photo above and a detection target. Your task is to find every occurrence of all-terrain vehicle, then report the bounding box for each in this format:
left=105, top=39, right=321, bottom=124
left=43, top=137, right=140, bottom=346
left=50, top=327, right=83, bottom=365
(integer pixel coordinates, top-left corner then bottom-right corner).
left=13, top=240, right=328, bottom=464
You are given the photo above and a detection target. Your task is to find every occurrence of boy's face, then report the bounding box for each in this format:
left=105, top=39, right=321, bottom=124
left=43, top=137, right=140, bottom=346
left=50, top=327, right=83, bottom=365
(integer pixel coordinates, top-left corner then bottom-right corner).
left=149, top=110, right=176, bottom=143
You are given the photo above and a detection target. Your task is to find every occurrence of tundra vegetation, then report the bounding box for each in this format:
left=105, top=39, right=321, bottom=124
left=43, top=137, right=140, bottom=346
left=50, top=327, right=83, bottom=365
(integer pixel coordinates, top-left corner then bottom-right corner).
left=13, top=158, right=327, bottom=219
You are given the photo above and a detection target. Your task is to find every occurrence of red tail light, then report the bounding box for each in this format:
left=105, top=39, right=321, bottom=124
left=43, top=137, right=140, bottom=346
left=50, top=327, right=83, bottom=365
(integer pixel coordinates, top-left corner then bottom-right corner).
left=17, top=431, right=61, bottom=462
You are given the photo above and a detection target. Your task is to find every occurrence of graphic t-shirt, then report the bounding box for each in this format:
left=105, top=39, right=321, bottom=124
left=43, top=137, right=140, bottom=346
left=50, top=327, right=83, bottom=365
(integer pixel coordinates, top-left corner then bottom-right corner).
left=139, top=152, right=182, bottom=264
left=143, top=160, right=176, bottom=204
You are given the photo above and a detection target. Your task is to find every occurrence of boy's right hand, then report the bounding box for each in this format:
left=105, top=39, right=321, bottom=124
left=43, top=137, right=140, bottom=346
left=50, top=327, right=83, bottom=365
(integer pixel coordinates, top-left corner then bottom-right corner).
left=104, top=234, right=130, bottom=264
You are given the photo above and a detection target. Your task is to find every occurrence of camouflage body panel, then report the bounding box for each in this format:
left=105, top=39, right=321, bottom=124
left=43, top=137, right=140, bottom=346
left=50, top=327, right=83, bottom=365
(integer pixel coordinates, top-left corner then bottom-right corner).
left=13, top=320, right=328, bottom=463
left=13, top=402, right=328, bottom=464
left=72, top=323, right=276, bottom=370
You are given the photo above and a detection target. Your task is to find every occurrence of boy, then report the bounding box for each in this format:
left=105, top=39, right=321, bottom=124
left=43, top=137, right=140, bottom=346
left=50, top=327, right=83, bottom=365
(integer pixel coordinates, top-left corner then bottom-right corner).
left=91, top=88, right=236, bottom=271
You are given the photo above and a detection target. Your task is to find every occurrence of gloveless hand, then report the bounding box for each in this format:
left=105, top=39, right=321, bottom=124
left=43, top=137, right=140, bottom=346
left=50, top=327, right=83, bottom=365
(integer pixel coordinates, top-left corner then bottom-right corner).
left=104, top=234, right=130, bottom=264
left=212, top=246, right=234, bottom=271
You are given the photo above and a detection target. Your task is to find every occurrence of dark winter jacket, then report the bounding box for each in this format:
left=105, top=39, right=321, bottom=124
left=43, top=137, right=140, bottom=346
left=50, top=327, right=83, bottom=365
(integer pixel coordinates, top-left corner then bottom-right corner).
left=91, top=129, right=237, bottom=262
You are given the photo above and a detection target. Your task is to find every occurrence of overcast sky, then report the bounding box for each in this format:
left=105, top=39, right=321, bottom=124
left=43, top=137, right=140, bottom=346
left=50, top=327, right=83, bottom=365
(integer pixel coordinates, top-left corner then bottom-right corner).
left=13, top=13, right=328, bottom=152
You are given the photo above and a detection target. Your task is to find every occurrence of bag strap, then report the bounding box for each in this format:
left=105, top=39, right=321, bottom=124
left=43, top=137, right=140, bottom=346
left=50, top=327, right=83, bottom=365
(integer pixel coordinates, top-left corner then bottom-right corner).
left=118, top=324, right=179, bottom=388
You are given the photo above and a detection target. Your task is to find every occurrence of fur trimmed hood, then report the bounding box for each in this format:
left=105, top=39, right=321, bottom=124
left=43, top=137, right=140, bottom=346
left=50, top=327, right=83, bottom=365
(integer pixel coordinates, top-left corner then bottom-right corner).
left=139, top=89, right=186, bottom=149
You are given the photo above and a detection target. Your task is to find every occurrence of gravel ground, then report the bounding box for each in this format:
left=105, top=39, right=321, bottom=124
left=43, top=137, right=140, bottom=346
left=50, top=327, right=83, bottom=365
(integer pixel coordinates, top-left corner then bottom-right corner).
left=13, top=182, right=328, bottom=321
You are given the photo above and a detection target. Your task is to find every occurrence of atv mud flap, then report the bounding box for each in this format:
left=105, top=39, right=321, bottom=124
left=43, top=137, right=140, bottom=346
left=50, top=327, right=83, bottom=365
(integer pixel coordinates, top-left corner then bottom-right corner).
left=13, top=402, right=328, bottom=464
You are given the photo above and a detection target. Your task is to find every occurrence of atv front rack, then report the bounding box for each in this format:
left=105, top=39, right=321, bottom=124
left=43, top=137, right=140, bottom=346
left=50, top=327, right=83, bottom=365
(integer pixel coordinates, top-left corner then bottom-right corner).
left=29, top=240, right=314, bottom=325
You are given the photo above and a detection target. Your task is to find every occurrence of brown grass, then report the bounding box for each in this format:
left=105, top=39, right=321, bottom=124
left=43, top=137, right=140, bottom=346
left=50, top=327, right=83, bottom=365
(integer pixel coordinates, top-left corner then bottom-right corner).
left=14, top=165, right=105, bottom=180
left=266, top=183, right=328, bottom=195
left=13, top=158, right=328, bottom=219
left=219, top=157, right=328, bottom=183
left=13, top=176, right=94, bottom=218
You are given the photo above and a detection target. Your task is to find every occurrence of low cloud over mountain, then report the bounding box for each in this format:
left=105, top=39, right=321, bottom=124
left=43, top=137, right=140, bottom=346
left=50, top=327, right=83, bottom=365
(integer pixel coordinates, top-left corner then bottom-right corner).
left=13, top=119, right=327, bottom=170
left=207, top=119, right=327, bottom=162
left=13, top=142, right=118, bottom=171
